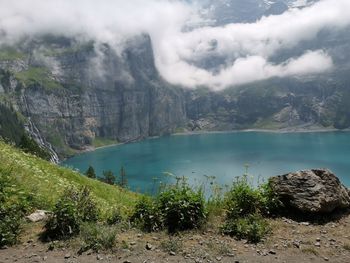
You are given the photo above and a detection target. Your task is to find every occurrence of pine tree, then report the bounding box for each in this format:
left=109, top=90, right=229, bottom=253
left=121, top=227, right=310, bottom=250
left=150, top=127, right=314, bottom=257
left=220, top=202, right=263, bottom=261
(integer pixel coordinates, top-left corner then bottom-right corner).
left=119, top=166, right=127, bottom=188
left=101, top=170, right=116, bottom=185
left=85, top=165, right=96, bottom=179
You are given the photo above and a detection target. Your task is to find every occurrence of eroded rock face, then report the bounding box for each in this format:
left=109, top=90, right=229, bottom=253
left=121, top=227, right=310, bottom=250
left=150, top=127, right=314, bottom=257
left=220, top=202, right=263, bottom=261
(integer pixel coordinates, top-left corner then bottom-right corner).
left=270, top=169, right=350, bottom=213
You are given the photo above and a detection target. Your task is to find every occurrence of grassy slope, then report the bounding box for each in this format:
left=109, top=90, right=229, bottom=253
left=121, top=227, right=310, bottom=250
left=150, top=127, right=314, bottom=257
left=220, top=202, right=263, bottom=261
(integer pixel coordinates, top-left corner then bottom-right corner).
left=0, top=140, right=139, bottom=215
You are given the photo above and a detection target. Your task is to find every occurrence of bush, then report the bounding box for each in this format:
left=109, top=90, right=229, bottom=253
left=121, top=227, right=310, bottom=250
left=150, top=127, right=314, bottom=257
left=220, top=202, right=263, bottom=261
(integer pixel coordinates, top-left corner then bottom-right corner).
left=221, top=214, right=269, bottom=243
left=131, top=196, right=163, bottom=232
left=0, top=166, right=28, bottom=247
left=224, top=175, right=262, bottom=220
left=132, top=182, right=207, bottom=233
left=100, top=170, right=116, bottom=185
left=221, top=175, right=274, bottom=243
left=85, top=166, right=96, bottom=179
left=106, top=207, right=122, bottom=225
left=259, top=181, right=283, bottom=216
left=44, top=187, right=98, bottom=239
left=79, top=223, right=117, bottom=252
left=19, top=134, right=51, bottom=161
left=159, top=185, right=206, bottom=233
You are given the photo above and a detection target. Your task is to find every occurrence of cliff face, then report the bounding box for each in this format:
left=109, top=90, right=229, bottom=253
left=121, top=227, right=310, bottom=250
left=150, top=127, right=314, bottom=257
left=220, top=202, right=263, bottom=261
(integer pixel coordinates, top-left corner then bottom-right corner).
left=0, top=35, right=186, bottom=157
left=0, top=34, right=350, bottom=159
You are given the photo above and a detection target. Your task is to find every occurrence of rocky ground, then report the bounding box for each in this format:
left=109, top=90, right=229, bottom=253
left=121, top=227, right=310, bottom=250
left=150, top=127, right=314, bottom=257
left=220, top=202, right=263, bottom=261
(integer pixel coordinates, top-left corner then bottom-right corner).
left=1, top=214, right=350, bottom=263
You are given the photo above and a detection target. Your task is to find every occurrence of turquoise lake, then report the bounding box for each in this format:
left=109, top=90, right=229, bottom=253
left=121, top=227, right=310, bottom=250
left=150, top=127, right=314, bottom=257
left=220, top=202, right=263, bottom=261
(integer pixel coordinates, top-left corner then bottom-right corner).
left=62, top=132, right=350, bottom=193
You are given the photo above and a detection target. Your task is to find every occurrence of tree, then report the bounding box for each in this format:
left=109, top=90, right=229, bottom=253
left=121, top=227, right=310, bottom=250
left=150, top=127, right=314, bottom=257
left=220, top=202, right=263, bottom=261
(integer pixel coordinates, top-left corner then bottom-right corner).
left=101, top=170, right=116, bottom=185
left=85, top=165, right=96, bottom=179
left=118, top=166, right=127, bottom=188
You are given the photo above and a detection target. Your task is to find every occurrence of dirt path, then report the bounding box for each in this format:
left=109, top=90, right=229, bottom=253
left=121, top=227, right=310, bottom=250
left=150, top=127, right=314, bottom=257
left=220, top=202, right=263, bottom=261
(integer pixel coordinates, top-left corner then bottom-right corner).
left=1, top=216, right=350, bottom=263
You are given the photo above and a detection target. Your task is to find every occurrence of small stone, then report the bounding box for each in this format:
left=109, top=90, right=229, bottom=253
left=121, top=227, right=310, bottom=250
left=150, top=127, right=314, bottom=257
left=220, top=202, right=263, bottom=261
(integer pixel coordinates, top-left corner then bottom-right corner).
left=269, top=250, right=276, bottom=255
left=130, top=241, right=136, bottom=246
left=64, top=253, right=71, bottom=259
left=216, top=256, right=222, bottom=261
left=226, top=253, right=235, bottom=257
left=123, top=260, right=131, bottom=263
left=315, top=242, right=321, bottom=247
left=316, top=238, right=321, bottom=242
left=169, top=251, right=176, bottom=256
left=146, top=243, right=153, bottom=250
left=137, top=234, right=142, bottom=238
left=96, top=254, right=103, bottom=260
left=324, top=257, right=329, bottom=261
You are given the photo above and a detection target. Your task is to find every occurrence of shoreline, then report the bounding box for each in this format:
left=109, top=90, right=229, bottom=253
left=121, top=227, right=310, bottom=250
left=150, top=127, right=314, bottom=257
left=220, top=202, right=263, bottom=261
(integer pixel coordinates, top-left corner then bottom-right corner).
left=172, top=126, right=348, bottom=136
left=61, top=126, right=349, bottom=162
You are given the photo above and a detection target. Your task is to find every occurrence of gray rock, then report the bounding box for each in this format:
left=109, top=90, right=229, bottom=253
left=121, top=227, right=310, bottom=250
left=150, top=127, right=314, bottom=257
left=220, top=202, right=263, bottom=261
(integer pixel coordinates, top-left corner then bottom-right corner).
left=26, top=210, right=50, bottom=222
left=145, top=243, right=153, bottom=250
left=270, top=169, right=350, bottom=213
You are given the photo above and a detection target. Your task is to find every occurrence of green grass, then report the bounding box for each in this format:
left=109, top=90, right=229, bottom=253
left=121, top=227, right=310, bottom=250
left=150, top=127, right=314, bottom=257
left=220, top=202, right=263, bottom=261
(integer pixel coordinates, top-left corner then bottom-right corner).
left=92, top=137, right=119, bottom=148
left=15, top=67, right=63, bottom=90
left=0, top=48, right=26, bottom=61
left=0, top=140, right=139, bottom=216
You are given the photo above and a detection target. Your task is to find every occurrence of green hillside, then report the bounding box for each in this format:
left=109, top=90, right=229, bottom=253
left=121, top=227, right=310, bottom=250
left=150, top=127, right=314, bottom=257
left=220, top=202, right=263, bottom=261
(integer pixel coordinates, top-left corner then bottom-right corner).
left=0, top=140, right=139, bottom=215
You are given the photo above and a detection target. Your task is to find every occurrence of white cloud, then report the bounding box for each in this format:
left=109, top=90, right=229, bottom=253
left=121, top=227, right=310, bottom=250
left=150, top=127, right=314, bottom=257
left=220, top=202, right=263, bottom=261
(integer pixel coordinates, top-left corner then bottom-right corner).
left=0, top=0, right=349, bottom=90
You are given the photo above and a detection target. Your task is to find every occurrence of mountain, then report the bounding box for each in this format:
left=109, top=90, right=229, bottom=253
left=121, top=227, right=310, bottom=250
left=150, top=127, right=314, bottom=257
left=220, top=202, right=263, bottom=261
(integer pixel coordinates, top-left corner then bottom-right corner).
left=0, top=35, right=186, bottom=158
left=200, top=0, right=320, bottom=25
left=0, top=0, right=349, bottom=160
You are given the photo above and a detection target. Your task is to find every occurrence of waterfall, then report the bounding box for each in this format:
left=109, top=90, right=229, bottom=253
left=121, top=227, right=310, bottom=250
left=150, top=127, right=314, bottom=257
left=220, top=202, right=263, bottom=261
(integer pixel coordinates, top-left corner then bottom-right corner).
left=22, top=95, right=60, bottom=163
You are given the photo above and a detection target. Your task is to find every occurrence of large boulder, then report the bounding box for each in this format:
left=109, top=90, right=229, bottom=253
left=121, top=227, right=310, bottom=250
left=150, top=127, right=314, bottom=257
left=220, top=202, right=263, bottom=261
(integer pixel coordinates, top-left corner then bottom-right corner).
left=269, top=169, right=350, bottom=214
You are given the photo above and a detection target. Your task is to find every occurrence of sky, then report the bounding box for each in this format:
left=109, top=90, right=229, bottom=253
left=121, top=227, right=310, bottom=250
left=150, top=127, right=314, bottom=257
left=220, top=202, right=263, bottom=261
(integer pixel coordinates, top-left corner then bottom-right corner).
left=0, top=0, right=349, bottom=90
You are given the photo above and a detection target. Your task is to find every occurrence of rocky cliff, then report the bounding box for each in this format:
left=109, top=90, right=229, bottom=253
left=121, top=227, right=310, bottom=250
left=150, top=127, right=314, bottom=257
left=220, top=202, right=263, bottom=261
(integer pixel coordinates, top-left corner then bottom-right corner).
left=0, top=34, right=350, bottom=159
left=0, top=35, right=186, bottom=157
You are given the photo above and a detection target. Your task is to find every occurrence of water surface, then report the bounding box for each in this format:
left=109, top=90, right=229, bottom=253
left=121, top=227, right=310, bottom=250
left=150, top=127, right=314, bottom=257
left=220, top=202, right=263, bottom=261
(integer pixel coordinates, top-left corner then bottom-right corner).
left=62, top=132, right=350, bottom=193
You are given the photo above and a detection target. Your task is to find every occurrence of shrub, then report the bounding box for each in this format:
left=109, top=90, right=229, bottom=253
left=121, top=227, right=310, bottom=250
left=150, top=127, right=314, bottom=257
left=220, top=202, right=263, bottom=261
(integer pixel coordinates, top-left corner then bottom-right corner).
left=85, top=166, right=96, bottom=179
left=0, top=166, right=28, bottom=247
left=44, top=187, right=98, bottom=239
left=100, top=170, right=116, bottom=185
left=221, top=214, right=269, bottom=243
left=224, top=175, right=262, bottom=220
left=159, top=185, right=206, bottom=233
left=0, top=205, right=23, bottom=247
left=79, top=223, right=117, bottom=252
left=106, top=207, right=122, bottom=225
left=259, top=181, right=283, bottom=216
left=221, top=175, right=272, bottom=243
left=19, top=134, right=51, bottom=161
left=161, top=237, right=183, bottom=253
left=131, top=196, right=163, bottom=232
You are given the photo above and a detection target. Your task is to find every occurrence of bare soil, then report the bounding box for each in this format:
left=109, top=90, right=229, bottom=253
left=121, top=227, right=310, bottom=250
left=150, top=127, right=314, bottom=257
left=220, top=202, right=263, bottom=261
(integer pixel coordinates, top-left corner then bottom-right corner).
left=1, top=215, right=350, bottom=263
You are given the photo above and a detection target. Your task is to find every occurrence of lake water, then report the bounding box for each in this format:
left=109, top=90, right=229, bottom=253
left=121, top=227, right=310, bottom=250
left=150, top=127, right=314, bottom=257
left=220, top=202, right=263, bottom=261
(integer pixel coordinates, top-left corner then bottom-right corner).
left=62, top=132, right=350, bottom=193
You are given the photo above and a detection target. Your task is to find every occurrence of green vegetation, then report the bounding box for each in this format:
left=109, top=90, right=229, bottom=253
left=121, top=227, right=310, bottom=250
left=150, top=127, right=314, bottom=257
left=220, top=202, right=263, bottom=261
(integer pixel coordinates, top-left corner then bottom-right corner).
left=0, top=166, right=28, bottom=247
left=159, top=184, right=206, bottom=233
left=15, top=67, right=63, bottom=90
left=132, top=180, right=206, bottom=233
left=79, top=223, right=117, bottom=252
left=0, top=138, right=284, bottom=249
left=221, top=173, right=280, bottom=243
left=0, top=102, right=52, bottom=160
left=101, top=170, right=116, bottom=185
left=0, top=140, right=139, bottom=213
left=0, top=103, right=25, bottom=144
left=92, top=137, right=118, bottom=148
left=85, top=165, right=96, bottom=179
left=44, top=187, right=98, bottom=240
left=19, top=134, right=51, bottom=161
left=0, top=48, right=26, bottom=61
left=119, top=166, right=127, bottom=188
